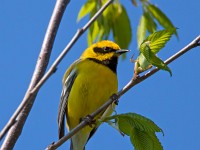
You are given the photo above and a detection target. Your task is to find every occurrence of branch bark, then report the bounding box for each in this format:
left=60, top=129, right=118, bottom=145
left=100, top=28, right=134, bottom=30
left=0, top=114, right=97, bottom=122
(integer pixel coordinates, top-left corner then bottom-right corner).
left=0, top=0, right=70, bottom=149
left=46, top=35, right=200, bottom=150
left=0, top=0, right=114, bottom=149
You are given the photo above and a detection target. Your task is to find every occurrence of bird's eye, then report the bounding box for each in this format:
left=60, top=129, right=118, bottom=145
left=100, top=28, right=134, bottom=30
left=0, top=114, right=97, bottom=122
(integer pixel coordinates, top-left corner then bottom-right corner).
left=93, top=46, right=115, bottom=53
left=103, top=47, right=112, bottom=52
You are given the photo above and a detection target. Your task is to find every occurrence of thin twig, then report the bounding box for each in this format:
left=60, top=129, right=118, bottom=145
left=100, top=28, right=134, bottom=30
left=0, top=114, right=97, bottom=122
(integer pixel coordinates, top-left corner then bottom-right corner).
left=0, top=0, right=70, bottom=149
left=119, top=35, right=200, bottom=96
left=0, top=0, right=114, bottom=148
left=31, top=0, right=114, bottom=94
left=46, top=35, right=200, bottom=150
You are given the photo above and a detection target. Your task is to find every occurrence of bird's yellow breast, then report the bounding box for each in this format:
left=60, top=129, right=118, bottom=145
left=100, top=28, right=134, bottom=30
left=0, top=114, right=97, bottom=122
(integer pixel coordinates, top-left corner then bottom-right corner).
left=67, top=59, right=118, bottom=129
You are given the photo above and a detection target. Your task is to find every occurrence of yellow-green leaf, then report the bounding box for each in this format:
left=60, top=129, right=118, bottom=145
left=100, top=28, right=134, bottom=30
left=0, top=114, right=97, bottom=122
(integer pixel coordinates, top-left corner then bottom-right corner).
left=101, top=8, right=112, bottom=40
left=140, top=41, right=172, bottom=76
left=112, top=5, right=132, bottom=49
left=137, top=15, right=147, bottom=48
left=106, top=113, right=163, bottom=134
left=88, top=22, right=95, bottom=45
left=104, top=113, right=163, bottom=150
left=144, top=28, right=176, bottom=54
left=136, top=53, right=152, bottom=73
left=97, top=27, right=106, bottom=41
left=149, top=52, right=172, bottom=76
left=88, top=28, right=93, bottom=46
left=140, top=41, right=151, bottom=59
left=77, top=0, right=96, bottom=22
left=87, top=6, right=98, bottom=45
left=92, top=21, right=100, bottom=42
left=143, top=12, right=157, bottom=33
left=131, top=128, right=163, bottom=150
left=147, top=4, right=177, bottom=36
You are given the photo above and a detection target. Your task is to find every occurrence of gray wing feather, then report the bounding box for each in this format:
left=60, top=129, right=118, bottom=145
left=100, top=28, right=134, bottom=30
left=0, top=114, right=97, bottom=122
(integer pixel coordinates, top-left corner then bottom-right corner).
left=57, top=67, right=78, bottom=139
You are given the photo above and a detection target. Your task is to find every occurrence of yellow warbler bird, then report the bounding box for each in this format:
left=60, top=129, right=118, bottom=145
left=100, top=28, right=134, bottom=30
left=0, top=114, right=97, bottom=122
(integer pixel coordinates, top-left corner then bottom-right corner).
left=58, top=40, right=129, bottom=150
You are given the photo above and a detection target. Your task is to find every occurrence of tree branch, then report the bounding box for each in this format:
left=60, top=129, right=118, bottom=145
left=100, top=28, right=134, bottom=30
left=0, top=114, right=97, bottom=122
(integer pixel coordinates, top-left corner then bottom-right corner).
left=0, top=0, right=114, bottom=149
left=0, top=0, right=70, bottom=149
left=46, top=35, right=200, bottom=150
left=30, top=0, right=114, bottom=94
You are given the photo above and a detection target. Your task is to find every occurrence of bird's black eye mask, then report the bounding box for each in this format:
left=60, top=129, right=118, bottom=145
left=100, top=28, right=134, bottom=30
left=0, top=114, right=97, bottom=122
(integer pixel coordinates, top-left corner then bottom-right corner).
left=93, top=46, right=117, bottom=54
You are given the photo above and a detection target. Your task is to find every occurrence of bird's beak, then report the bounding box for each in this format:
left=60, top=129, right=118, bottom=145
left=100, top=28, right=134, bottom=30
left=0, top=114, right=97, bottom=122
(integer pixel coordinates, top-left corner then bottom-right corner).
left=115, top=49, right=130, bottom=55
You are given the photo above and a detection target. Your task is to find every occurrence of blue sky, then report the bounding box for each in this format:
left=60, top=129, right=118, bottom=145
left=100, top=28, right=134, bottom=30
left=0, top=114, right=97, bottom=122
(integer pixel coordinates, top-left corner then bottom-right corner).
left=0, top=0, right=200, bottom=150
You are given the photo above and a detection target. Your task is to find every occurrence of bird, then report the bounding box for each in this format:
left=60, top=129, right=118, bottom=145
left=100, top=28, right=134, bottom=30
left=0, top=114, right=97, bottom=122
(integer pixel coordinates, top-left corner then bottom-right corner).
left=58, top=40, right=129, bottom=150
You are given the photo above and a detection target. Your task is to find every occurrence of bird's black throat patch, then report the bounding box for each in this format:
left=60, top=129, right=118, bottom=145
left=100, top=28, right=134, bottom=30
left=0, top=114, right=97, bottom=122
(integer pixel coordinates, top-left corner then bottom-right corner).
left=88, top=57, right=118, bottom=73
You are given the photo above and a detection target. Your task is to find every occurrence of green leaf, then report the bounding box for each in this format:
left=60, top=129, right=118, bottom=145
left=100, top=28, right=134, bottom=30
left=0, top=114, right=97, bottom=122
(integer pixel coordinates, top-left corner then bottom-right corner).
left=140, top=41, right=172, bottom=76
left=143, top=12, right=157, bottom=33
left=104, top=113, right=163, bottom=150
left=130, top=128, right=163, bottom=150
left=106, top=113, right=163, bottom=135
left=137, top=53, right=152, bottom=72
left=147, top=4, right=177, bottom=36
left=150, top=51, right=172, bottom=76
left=144, top=28, right=176, bottom=54
left=91, top=21, right=100, bottom=43
left=137, top=14, right=147, bottom=48
left=87, top=1, right=112, bottom=45
left=87, top=5, right=99, bottom=45
left=112, top=5, right=132, bottom=49
left=101, top=7, right=112, bottom=40
left=77, top=0, right=96, bottom=22
left=97, top=27, right=106, bottom=41
left=88, top=21, right=96, bottom=45
left=84, top=2, right=132, bottom=49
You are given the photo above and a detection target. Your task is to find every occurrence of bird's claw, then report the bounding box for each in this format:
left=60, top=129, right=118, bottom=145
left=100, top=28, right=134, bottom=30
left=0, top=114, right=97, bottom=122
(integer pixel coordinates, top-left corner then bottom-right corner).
left=82, top=115, right=95, bottom=127
left=110, top=93, right=119, bottom=105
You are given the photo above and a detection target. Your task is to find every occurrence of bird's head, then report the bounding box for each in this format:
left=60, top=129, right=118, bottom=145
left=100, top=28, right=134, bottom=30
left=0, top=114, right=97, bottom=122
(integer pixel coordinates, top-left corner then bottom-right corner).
left=80, top=40, right=129, bottom=61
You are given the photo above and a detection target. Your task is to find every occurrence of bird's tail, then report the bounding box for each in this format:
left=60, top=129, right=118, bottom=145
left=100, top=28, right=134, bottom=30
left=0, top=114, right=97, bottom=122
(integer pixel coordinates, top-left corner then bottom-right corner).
left=70, top=140, right=73, bottom=150
left=70, top=139, right=86, bottom=150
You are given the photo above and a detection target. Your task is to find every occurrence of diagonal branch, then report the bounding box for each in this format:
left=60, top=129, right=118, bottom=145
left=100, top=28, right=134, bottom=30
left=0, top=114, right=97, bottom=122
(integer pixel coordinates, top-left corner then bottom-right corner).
left=30, top=0, right=114, bottom=95
left=46, top=35, right=200, bottom=150
left=0, top=0, right=70, bottom=149
left=0, top=0, right=114, bottom=149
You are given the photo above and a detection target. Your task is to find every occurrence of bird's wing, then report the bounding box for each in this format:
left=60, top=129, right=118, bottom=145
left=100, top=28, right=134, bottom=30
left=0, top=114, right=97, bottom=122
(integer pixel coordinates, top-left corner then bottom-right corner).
left=57, top=59, right=80, bottom=139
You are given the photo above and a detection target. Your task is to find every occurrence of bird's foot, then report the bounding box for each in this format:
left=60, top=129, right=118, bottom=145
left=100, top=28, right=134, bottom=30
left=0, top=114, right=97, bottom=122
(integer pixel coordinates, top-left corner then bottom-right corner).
left=82, top=115, right=96, bottom=127
left=110, top=93, right=119, bottom=105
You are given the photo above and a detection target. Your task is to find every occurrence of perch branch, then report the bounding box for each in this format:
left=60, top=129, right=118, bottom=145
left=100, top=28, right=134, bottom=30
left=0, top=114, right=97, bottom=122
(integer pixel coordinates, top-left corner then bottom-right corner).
left=0, top=0, right=70, bottom=149
left=46, top=35, right=200, bottom=150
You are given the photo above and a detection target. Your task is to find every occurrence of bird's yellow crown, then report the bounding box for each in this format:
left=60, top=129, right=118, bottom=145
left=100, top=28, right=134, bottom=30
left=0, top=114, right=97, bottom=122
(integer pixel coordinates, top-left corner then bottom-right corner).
left=80, top=40, right=121, bottom=61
